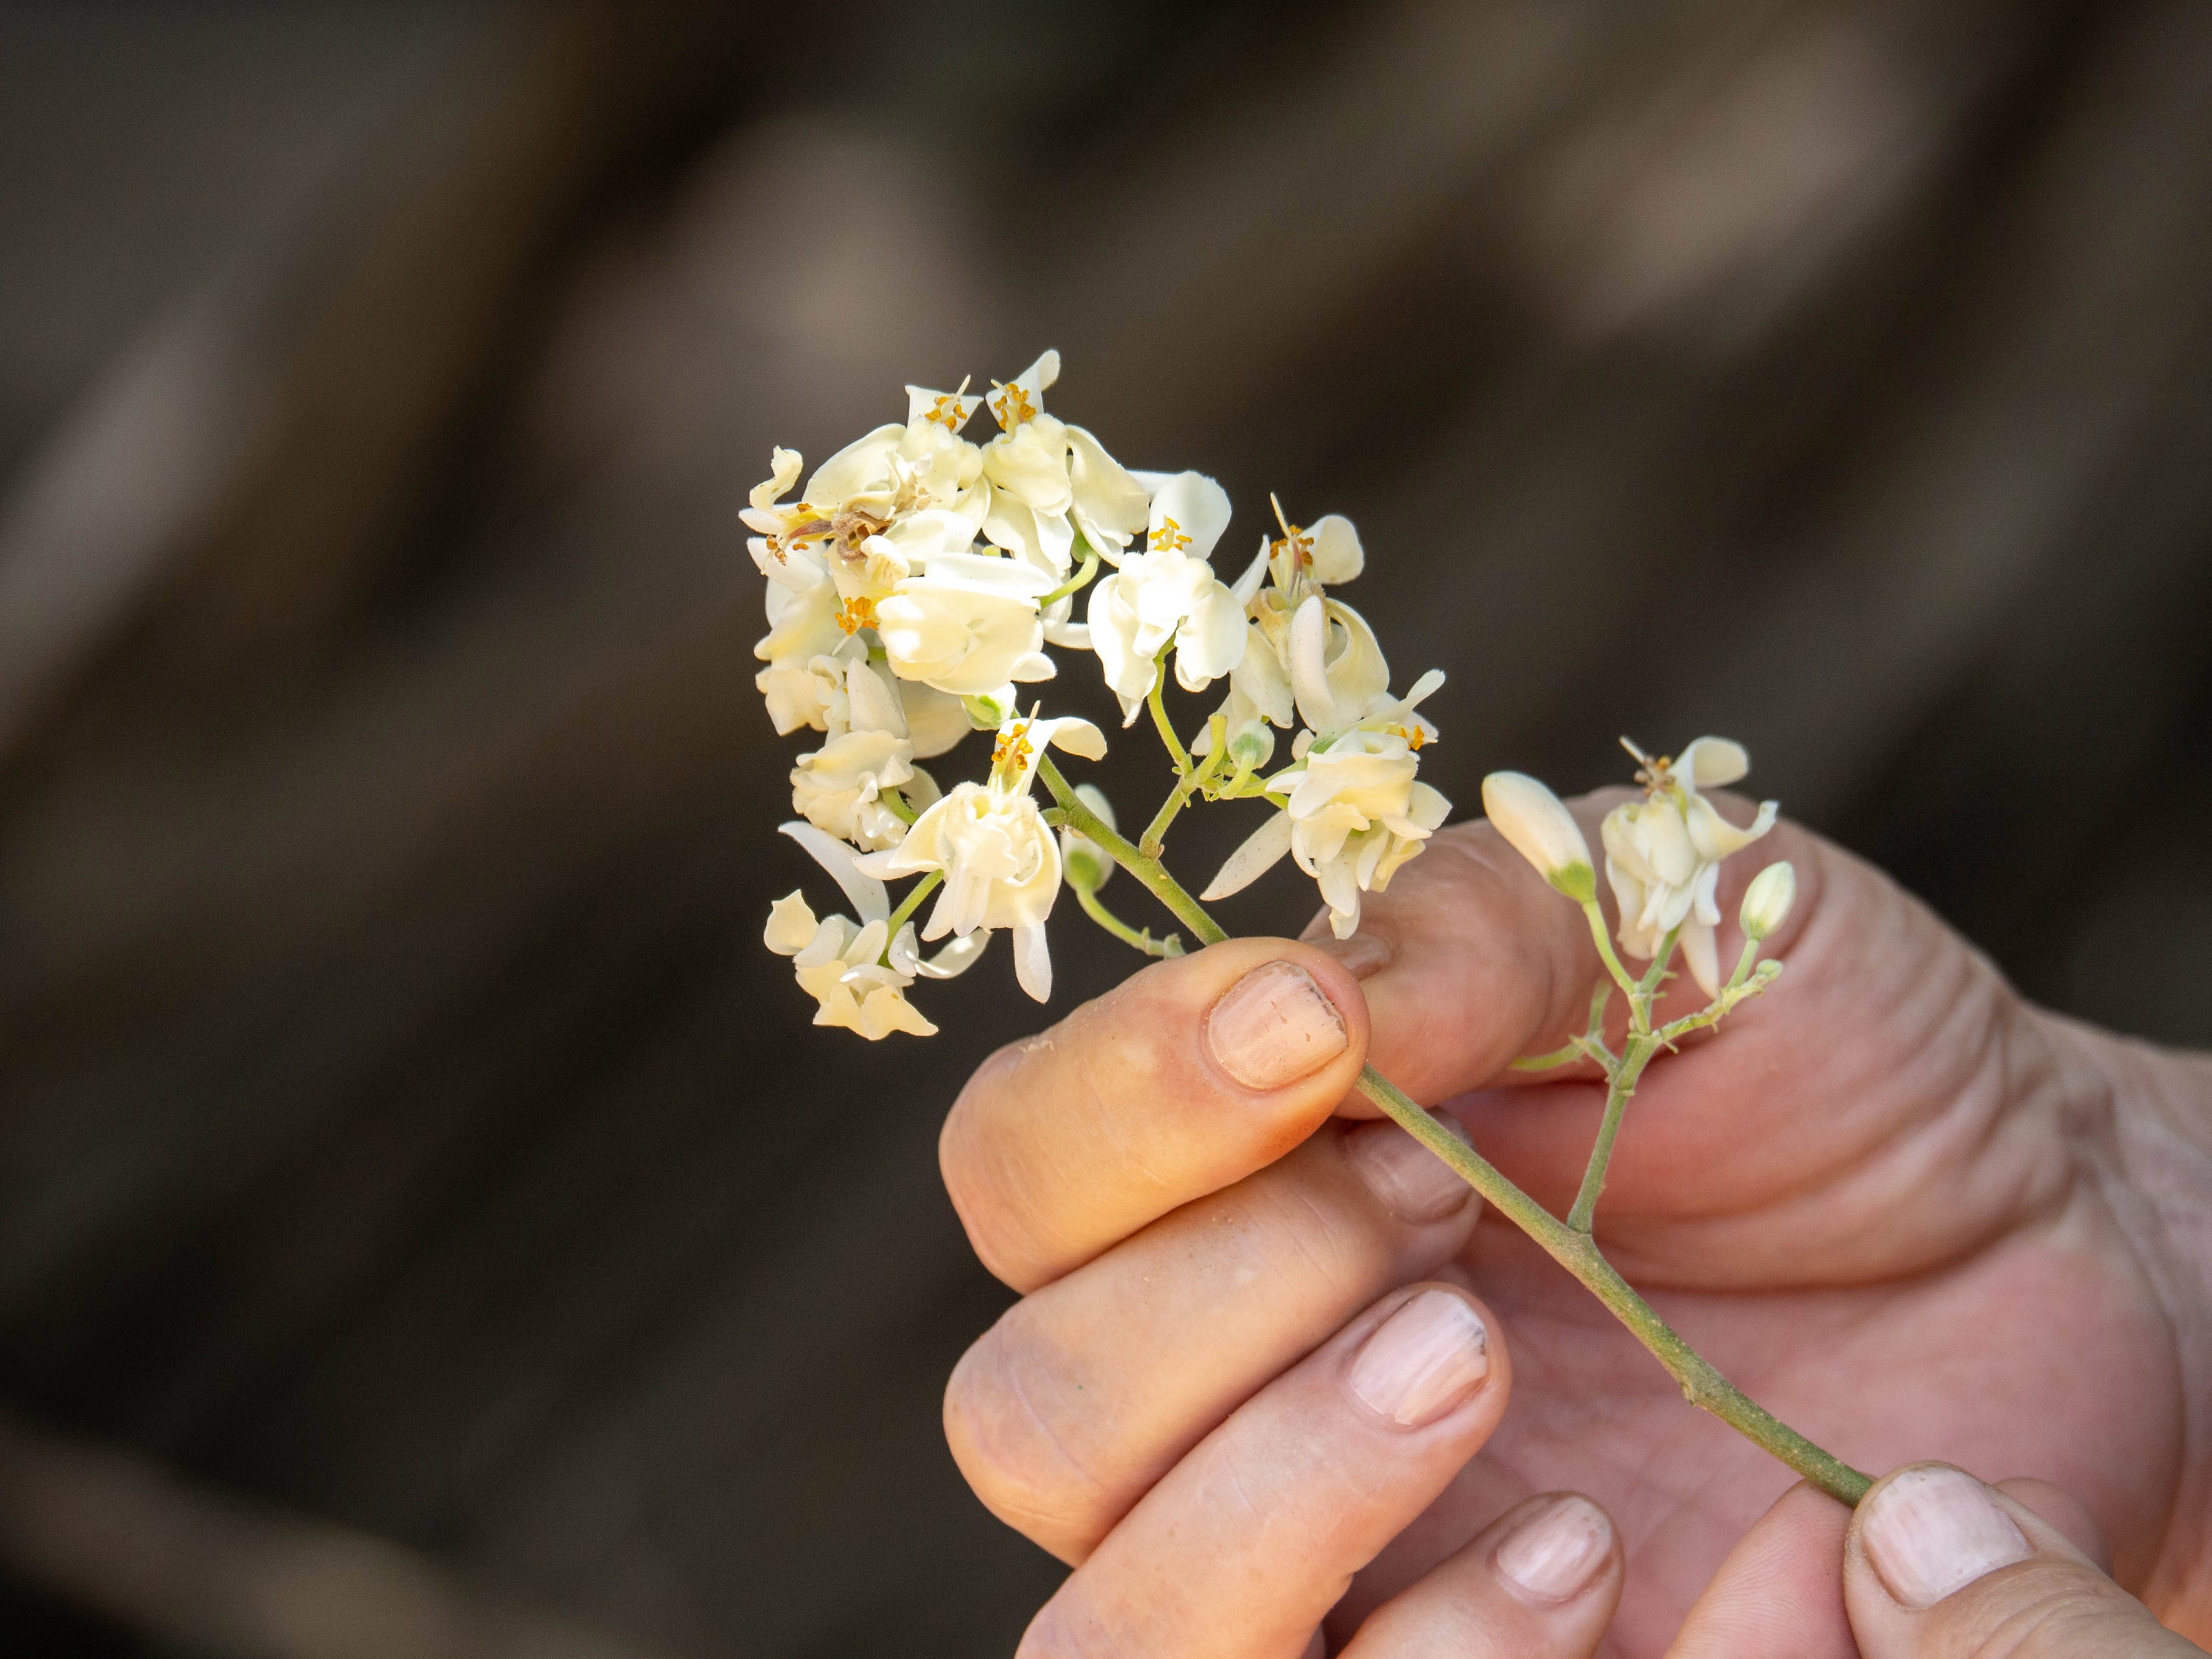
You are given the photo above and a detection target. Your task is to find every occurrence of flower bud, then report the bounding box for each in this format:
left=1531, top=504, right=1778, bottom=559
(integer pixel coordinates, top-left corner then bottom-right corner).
left=1060, top=783, right=1116, bottom=891
left=1229, top=724, right=1273, bottom=769
left=1739, top=860, right=1795, bottom=942
left=1482, top=771, right=1596, bottom=902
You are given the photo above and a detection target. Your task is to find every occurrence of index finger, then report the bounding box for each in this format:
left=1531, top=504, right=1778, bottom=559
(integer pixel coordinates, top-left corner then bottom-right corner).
left=940, top=938, right=1370, bottom=1291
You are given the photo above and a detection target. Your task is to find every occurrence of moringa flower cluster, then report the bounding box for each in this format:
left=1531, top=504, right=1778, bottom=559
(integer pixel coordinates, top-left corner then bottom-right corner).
left=1481, top=736, right=1789, bottom=999
left=749, top=354, right=1447, bottom=1033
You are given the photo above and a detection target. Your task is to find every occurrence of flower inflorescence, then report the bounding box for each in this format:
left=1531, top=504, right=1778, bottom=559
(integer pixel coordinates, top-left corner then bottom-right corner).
left=750, top=352, right=1448, bottom=1033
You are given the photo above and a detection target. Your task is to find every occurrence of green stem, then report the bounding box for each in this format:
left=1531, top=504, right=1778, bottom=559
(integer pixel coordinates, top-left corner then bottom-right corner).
left=1582, top=900, right=1641, bottom=1007
left=1074, top=882, right=1184, bottom=957
left=1352, top=1064, right=1868, bottom=1504
left=1140, top=738, right=1228, bottom=857
left=1567, top=1038, right=1654, bottom=1231
left=881, top=872, right=942, bottom=944
left=1037, top=778, right=1871, bottom=1506
left=1146, top=664, right=1191, bottom=776
left=1037, top=755, right=1226, bottom=945
left=1040, top=551, right=1101, bottom=608
left=1660, top=961, right=1784, bottom=1045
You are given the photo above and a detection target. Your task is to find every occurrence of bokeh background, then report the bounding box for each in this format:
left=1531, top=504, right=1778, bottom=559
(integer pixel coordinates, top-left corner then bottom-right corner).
left=3, top=1, right=2209, bottom=1653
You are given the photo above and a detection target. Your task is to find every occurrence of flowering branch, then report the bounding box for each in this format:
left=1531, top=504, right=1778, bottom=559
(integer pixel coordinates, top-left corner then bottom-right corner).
left=745, top=352, right=1868, bottom=1507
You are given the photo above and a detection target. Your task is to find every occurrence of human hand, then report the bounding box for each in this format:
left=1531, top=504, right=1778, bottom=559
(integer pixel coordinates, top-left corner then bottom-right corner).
left=1671, top=1462, right=2206, bottom=1657
left=939, top=796, right=2208, bottom=1654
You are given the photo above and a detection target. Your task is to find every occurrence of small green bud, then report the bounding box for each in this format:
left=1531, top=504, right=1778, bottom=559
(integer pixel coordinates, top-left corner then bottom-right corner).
left=1740, top=860, right=1796, bottom=942
left=1229, top=725, right=1273, bottom=769
left=1060, top=783, right=1116, bottom=891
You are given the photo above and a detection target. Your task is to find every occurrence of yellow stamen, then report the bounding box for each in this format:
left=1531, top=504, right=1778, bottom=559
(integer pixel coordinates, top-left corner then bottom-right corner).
left=835, top=596, right=878, bottom=635
left=991, top=720, right=1035, bottom=775
left=990, top=380, right=1037, bottom=431
left=1150, top=515, right=1193, bottom=555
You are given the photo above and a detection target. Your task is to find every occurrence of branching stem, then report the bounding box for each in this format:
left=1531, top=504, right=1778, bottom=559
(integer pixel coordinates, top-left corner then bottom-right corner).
left=1033, top=748, right=1868, bottom=1505
left=1074, top=882, right=1184, bottom=957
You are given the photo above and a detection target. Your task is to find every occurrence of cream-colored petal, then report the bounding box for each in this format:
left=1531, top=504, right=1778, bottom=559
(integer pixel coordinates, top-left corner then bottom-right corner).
left=1287, top=594, right=1338, bottom=734
left=1144, top=470, right=1233, bottom=563
left=779, top=821, right=890, bottom=921
left=1012, top=921, right=1053, bottom=1003
left=1174, top=585, right=1250, bottom=690
left=1200, top=810, right=1295, bottom=900
left=1678, top=736, right=1750, bottom=789
left=860, top=985, right=938, bottom=1039
left=1680, top=919, right=1721, bottom=1001
left=915, top=931, right=990, bottom=979
left=1066, top=424, right=1151, bottom=555
left=899, top=681, right=972, bottom=759
left=764, top=891, right=818, bottom=955
left=1305, top=513, right=1364, bottom=585
left=803, top=425, right=901, bottom=507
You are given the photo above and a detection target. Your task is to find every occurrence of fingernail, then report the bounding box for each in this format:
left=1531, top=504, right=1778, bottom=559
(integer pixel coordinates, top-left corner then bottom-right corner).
left=1495, top=1495, right=1613, bottom=1604
left=1862, top=1467, right=2033, bottom=1609
left=1343, top=1113, right=1475, bottom=1223
left=1208, top=961, right=1348, bottom=1091
left=1313, top=931, right=1392, bottom=978
left=1348, top=1290, right=1489, bottom=1427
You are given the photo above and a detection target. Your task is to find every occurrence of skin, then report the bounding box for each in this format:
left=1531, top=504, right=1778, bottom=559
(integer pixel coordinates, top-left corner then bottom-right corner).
left=938, top=793, right=2212, bottom=1655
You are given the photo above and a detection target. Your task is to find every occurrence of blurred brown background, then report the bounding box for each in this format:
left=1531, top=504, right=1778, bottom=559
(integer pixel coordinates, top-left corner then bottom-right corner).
left=2, top=1, right=2208, bottom=1653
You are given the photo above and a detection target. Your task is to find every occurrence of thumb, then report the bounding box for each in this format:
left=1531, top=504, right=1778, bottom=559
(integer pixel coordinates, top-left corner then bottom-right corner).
left=1845, top=1464, right=2202, bottom=1658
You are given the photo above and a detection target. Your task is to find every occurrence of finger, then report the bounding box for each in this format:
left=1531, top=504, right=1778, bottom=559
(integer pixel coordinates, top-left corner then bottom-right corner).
left=943, top=937, right=1370, bottom=1290
left=1019, top=1284, right=1509, bottom=1659
left=1337, top=1492, right=1621, bottom=1658
left=1844, top=1463, right=2200, bottom=1658
left=1304, top=815, right=1605, bottom=1111
left=947, top=1113, right=1480, bottom=1561
left=1666, top=1480, right=1855, bottom=1659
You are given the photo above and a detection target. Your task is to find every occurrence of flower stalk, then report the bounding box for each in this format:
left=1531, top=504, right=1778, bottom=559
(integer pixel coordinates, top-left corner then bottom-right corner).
left=1034, top=751, right=1870, bottom=1507
left=751, top=355, right=1862, bottom=1509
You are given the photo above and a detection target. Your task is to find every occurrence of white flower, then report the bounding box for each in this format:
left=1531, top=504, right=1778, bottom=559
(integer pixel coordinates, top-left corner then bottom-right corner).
left=768, top=823, right=987, bottom=1040
left=1739, top=860, right=1796, bottom=942
left=1194, top=505, right=1377, bottom=769
left=874, top=550, right=1060, bottom=696
left=1202, top=675, right=1450, bottom=939
left=857, top=714, right=1107, bottom=1001
left=1481, top=771, right=1596, bottom=901
left=1601, top=736, right=1779, bottom=998
left=788, top=658, right=948, bottom=851
left=1086, top=473, right=1248, bottom=722
left=765, top=893, right=937, bottom=1040
left=977, top=351, right=1152, bottom=575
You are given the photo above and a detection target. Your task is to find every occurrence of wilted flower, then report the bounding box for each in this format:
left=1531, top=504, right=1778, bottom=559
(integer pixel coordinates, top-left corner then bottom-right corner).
left=768, top=823, right=985, bottom=1038
left=1088, top=472, right=1248, bottom=722
left=977, top=351, right=1152, bottom=576
left=1202, top=674, right=1450, bottom=938
left=858, top=714, right=1107, bottom=1001
left=742, top=385, right=992, bottom=600
left=874, top=550, right=1060, bottom=697
left=1482, top=771, right=1596, bottom=901
left=789, top=657, right=950, bottom=851
left=1602, top=736, right=1778, bottom=998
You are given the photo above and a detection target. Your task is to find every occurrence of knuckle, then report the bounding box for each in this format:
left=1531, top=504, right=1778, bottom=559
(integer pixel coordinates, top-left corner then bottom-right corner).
left=943, top=1313, right=1116, bottom=1551
left=1950, top=1559, right=2155, bottom=1659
